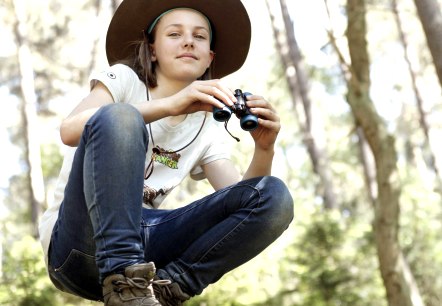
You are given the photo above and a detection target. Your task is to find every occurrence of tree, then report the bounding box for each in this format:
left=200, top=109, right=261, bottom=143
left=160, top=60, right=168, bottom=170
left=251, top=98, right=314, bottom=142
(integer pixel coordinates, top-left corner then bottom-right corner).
left=413, top=0, right=442, bottom=89
left=266, top=0, right=337, bottom=210
left=345, top=0, right=423, bottom=305
left=391, top=0, right=442, bottom=193
left=12, top=0, right=46, bottom=237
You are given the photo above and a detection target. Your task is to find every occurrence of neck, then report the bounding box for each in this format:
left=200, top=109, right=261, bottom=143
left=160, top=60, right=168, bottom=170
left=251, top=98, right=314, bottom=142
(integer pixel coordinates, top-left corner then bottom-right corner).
left=149, top=77, right=193, bottom=126
left=149, top=75, right=194, bottom=99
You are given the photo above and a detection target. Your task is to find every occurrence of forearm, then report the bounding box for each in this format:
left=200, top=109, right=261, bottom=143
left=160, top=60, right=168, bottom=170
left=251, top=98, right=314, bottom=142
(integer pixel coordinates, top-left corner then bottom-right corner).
left=60, top=107, right=102, bottom=147
left=134, top=98, right=171, bottom=123
left=61, top=100, right=170, bottom=147
left=242, top=146, right=275, bottom=180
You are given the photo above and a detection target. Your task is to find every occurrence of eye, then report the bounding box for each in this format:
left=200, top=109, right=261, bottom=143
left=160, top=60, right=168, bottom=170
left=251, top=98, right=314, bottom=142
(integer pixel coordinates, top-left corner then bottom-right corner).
left=194, top=34, right=207, bottom=40
left=168, top=32, right=181, bottom=37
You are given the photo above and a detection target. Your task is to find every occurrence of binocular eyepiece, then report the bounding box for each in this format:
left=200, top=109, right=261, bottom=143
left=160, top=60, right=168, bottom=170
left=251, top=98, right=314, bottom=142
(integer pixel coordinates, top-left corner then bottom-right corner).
left=213, top=89, right=258, bottom=131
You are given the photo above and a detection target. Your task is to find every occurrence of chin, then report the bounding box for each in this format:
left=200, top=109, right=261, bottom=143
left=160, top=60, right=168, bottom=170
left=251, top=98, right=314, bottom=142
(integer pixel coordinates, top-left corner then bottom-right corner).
left=177, top=71, right=207, bottom=82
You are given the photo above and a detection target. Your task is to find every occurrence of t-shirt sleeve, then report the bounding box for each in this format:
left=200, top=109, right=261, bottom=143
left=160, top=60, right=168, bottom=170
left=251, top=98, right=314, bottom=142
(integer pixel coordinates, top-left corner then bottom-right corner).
left=190, top=123, right=232, bottom=180
left=89, top=64, right=138, bottom=103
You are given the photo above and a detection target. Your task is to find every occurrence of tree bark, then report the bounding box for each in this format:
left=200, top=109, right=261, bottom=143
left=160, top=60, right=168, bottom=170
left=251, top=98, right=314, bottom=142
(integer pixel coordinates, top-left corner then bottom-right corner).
left=86, top=0, right=103, bottom=79
left=356, top=127, right=377, bottom=207
left=267, top=0, right=337, bottom=209
left=413, top=0, right=442, bottom=89
left=13, top=0, right=46, bottom=238
left=391, top=0, right=442, bottom=193
left=346, top=0, right=424, bottom=305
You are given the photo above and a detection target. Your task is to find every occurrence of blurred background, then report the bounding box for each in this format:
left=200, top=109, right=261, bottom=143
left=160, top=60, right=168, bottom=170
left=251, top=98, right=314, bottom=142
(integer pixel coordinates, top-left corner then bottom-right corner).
left=1, top=0, right=442, bottom=305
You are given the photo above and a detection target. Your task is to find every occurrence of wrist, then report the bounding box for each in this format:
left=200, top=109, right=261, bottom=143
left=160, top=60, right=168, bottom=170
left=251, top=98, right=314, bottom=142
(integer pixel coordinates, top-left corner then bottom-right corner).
left=157, top=97, right=174, bottom=117
left=255, top=144, right=275, bottom=155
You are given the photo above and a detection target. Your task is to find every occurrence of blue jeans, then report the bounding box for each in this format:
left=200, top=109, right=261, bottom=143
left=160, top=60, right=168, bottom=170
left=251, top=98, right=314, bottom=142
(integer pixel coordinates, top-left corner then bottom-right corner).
left=48, top=103, right=294, bottom=301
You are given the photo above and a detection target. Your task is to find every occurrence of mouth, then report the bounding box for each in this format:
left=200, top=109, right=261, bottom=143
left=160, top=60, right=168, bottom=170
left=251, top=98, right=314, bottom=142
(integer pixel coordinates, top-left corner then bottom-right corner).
left=177, top=53, right=198, bottom=60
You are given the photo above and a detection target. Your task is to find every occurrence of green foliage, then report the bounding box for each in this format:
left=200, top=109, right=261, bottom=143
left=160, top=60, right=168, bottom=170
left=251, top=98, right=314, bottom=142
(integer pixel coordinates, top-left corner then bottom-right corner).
left=399, top=167, right=442, bottom=305
left=279, top=209, right=386, bottom=306
left=0, top=235, right=57, bottom=306
left=186, top=232, right=295, bottom=306
left=3, top=0, right=442, bottom=305
left=40, top=143, right=63, bottom=182
left=5, top=174, right=33, bottom=224
left=0, top=235, right=100, bottom=306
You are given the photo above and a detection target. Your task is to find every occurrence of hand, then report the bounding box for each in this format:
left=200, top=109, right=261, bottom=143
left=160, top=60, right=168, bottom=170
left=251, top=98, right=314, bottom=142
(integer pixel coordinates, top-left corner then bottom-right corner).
left=246, top=94, right=281, bottom=151
left=166, top=80, right=237, bottom=116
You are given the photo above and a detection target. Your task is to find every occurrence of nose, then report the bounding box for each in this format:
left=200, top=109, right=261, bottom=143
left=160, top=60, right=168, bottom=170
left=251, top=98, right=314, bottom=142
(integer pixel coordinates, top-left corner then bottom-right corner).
left=183, top=32, right=194, bottom=48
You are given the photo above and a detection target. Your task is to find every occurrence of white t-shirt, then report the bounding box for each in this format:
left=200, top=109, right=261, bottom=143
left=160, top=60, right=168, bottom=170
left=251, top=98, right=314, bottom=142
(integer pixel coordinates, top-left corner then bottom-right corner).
left=39, top=64, right=231, bottom=264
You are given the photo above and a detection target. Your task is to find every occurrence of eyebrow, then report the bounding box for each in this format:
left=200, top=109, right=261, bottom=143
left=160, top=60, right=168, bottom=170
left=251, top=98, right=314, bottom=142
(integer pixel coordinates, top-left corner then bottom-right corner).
left=164, top=24, right=210, bottom=33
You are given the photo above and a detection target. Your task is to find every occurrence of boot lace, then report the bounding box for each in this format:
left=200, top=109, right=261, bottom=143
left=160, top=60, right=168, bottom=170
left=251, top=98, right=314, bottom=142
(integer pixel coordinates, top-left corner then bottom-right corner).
left=113, top=277, right=171, bottom=301
left=153, top=278, right=189, bottom=306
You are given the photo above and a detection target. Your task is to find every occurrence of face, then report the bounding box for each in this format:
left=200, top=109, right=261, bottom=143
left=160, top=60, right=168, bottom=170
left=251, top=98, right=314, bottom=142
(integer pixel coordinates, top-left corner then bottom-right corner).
left=150, top=9, right=214, bottom=83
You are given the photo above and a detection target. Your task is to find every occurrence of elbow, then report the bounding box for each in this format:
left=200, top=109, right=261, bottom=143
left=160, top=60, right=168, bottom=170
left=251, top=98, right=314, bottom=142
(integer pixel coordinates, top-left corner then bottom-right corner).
left=60, top=120, right=80, bottom=147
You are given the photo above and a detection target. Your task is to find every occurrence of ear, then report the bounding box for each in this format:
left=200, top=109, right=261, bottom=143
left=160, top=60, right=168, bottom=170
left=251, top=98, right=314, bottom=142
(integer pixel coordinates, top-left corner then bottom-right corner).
left=207, top=51, right=215, bottom=68
left=149, top=44, right=157, bottom=62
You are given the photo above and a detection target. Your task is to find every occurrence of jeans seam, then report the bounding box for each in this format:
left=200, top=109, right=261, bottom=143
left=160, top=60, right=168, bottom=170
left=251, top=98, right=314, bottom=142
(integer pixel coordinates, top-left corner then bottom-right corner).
left=88, top=119, right=111, bottom=272
left=198, top=205, right=258, bottom=263
left=172, top=185, right=262, bottom=278
left=146, top=183, right=262, bottom=227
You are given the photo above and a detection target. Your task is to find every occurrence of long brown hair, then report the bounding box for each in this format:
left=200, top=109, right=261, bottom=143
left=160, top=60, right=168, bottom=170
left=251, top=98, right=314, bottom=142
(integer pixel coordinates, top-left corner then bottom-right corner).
left=119, top=30, right=213, bottom=88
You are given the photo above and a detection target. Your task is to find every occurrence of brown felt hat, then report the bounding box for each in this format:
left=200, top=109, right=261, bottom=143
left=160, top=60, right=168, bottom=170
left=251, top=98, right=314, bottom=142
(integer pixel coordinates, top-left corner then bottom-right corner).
left=106, top=0, right=251, bottom=79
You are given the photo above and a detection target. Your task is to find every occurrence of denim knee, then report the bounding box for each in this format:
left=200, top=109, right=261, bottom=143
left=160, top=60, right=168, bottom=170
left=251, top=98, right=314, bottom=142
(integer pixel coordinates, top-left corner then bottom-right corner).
left=96, top=103, right=146, bottom=131
left=258, top=176, right=294, bottom=233
left=88, top=103, right=148, bottom=149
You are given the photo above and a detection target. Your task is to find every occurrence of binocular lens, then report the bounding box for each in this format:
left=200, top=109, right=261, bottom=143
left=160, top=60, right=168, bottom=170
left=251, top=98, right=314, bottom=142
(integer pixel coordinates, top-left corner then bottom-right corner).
left=213, top=106, right=232, bottom=122
left=240, top=115, right=258, bottom=131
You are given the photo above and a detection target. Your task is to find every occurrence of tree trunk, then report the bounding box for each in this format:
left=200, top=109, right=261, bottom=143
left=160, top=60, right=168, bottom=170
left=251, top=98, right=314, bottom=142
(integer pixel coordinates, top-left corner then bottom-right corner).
left=356, top=127, right=377, bottom=207
left=86, top=0, right=103, bottom=79
left=267, top=0, right=337, bottom=209
left=346, top=0, right=424, bottom=305
left=13, top=0, right=46, bottom=238
left=413, top=0, right=442, bottom=89
left=391, top=0, right=442, bottom=193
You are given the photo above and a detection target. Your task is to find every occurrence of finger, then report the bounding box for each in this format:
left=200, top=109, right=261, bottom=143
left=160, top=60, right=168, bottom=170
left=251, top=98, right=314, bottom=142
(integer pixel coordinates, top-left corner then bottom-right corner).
left=245, top=96, right=275, bottom=111
left=193, top=86, right=225, bottom=108
left=246, top=100, right=275, bottom=114
left=208, top=86, right=233, bottom=106
left=194, top=90, right=225, bottom=109
left=198, top=80, right=236, bottom=106
left=250, top=105, right=280, bottom=122
left=255, top=117, right=281, bottom=133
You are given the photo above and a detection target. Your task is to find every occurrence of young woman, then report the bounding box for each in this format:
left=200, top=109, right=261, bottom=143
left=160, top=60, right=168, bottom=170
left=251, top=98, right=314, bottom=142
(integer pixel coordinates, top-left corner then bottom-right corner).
left=39, top=0, right=294, bottom=305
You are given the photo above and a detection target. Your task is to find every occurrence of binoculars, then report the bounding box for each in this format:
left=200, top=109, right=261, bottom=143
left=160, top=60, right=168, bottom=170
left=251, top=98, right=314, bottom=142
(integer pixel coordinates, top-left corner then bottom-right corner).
left=212, top=89, right=258, bottom=131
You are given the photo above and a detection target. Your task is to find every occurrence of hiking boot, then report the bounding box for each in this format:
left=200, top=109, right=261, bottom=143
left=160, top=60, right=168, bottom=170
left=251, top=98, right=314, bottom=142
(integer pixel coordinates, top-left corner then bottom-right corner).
left=152, top=276, right=190, bottom=306
left=103, top=262, right=169, bottom=306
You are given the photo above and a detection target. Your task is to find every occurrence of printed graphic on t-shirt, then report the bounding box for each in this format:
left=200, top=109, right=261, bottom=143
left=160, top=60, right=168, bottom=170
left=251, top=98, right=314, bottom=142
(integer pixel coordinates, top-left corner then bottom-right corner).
left=143, top=185, right=171, bottom=205
left=143, top=146, right=182, bottom=205
left=152, top=146, right=181, bottom=169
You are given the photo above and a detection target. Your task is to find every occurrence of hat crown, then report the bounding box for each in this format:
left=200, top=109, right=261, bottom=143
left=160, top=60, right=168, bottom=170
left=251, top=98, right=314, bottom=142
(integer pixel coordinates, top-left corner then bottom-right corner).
left=106, top=0, right=251, bottom=78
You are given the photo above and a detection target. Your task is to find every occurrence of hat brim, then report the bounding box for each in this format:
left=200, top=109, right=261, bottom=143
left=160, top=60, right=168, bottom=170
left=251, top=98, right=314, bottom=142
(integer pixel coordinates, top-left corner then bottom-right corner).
left=106, top=0, right=251, bottom=79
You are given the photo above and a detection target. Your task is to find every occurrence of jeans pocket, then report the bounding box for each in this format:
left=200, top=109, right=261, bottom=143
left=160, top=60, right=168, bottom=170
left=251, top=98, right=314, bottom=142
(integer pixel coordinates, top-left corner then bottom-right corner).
left=49, top=249, right=102, bottom=301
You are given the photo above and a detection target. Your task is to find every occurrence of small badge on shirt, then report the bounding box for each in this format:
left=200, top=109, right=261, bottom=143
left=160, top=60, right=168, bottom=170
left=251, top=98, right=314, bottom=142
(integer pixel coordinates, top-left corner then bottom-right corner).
left=107, top=72, right=116, bottom=79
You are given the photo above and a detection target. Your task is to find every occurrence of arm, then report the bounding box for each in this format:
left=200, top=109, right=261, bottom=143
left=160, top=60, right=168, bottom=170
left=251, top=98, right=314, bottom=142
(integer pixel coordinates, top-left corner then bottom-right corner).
left=242, top=147, right=274, bottom=180
left=202, top=146, right=275, bottom=191
left=202, top=94, right=280, bottom=189
left=61, top=81, right=174, bottom=146
left=202, top=159, right=242, bottom=191
left=61, top=79, right=236, bottom=147
left=242, top=94, right=280, bottom=180
left=60, top=82, right=114, bottom=146
left=202, top=147, right=274, bottom=191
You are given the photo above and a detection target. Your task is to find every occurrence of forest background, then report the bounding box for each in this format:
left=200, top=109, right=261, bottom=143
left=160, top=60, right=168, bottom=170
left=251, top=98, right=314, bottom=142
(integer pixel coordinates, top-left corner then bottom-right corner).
left=1, top=0, right=442, bottom=305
